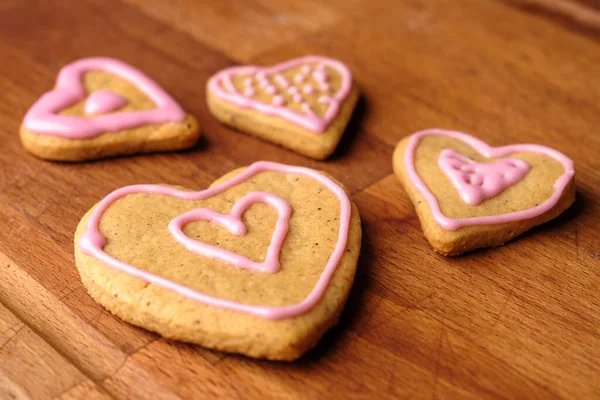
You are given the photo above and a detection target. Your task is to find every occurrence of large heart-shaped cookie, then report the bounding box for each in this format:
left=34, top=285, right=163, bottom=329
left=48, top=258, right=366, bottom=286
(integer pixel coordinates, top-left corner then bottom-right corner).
left=393, top=129, right=575, bottom=255
left=21, top=57, right=200, bottom=161
left=75, top=161, right=362, bottom=360
left=206, top=55, right=359, bottom=160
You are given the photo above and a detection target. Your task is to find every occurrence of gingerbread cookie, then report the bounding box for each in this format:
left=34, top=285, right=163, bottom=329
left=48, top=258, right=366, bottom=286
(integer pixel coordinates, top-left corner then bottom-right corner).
left=74, top=161, right=362, bottom=360
left=206, top=55, right=359, bottom=160
left=21, top=57, right=200, bottom=161
left=393, top=129, right=575, bottom=255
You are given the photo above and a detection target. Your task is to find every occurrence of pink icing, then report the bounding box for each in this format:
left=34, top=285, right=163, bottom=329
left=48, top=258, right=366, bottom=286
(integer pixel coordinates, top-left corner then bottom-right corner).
left=404, top=129, right=575, bottom=230
left=301, top=103, right=316, bottom=116
left=288, top=86, right=299, bottom=95
left=243, top=88, right=255, bottom=97
left=244, top=78, right=253, bottom=87
left=23, top=57, right=186, bottom=139
left=272, top=95, right=285, bottom=106
left=292, top=94, right=303, bottom=103
left=294, top=73, right=306, bottom=84
left=274, top=74, right=289, bottom=88
left=79, top=161, right=352, bottom=320
left=208, top=55, right=353, bottom=133
left=438, top=149, right=531, bottom=205
left=265, top=85, right=277, bottom=95
left=303, top=84, right=314, bottom=95
left=84, top=90, right=128, bottom=116
left=313, top=70, right=328, bottom=82
left=169, top=192, right=290, bottom=274
left=301, top=65, right=311, bottom=74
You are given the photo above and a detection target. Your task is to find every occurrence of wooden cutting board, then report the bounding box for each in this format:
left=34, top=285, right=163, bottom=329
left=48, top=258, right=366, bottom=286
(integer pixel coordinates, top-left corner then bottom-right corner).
left=1, top=0, right=599, bottom=398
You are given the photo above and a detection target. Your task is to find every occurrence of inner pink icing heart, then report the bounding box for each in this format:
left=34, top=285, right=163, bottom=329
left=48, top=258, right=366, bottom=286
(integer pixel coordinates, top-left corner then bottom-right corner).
left=23, top=57, right=185, bottom=139
left=438, top=149, right=531, bottom=205
left=168, top=191, right=291, bottom=274
left=404, top=129, right=574, bottom=231
left=84, top=90, right=128, bottom=116
left=208, top=55, right=353, bottom=133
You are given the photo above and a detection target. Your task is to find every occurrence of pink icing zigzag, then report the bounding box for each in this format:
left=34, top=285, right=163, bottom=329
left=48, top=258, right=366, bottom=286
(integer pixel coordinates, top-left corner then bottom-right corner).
left=208, top=55, right=353, bottom=133
left=79, top=161, right=352, bottom=320
left=404, top=129, right=574, bottom=231
left=168, top=191, right=291, bottom=274
left=23, top=57, right=186, bottom=139
left=438, top=149, right=531, bottom=205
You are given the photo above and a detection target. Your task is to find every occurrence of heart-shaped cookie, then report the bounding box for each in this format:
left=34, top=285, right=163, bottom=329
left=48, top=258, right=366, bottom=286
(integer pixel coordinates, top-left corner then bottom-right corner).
left=75, top=161, right=362, bottom=360
left=393, top=129, right=575, bottom=255
left=206, top=55, right=359, bottom=160
left=21, top=57, right=200, bottom=161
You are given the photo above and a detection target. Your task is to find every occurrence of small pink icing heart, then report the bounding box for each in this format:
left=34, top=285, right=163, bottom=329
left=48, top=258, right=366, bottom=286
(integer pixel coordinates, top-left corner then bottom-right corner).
left=208, top=55, right=353, bottom=133
left=438, top=149, right=531, bottom=205
left=168, top=191, right=291, bottom=274
left=23, top=57, right=185, bottom=139
left=404, top=129, right=574, bottom=231
left=84, top=90, right=128, bottom=115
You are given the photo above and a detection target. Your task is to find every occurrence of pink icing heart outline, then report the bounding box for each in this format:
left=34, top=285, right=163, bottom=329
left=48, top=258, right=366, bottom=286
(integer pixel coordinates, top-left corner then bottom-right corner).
left=23, top=57, right=186, bottom=139
left=208, top=55, right=353, bottom=133
left=438, top=149, right=531, bottom=205
left=79, top=161, right=352, bottom=320
left=84, top=90, right=129, bottom=116
left=404, top=129, right=574, bottom=231
left=168, top=191, right=291, bottom=274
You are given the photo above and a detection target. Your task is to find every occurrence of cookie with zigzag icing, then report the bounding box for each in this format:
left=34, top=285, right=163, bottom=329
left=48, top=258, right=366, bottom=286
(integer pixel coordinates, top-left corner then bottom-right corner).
left=207, top=55, right=359, bottom=160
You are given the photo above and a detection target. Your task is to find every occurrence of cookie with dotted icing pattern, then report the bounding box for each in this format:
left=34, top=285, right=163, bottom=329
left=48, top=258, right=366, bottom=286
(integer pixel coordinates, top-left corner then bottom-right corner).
left=206, top=55, right=359, bottom=160
left=393, top=129, right=575, bottom=255
left=74, top=161, right=362, bottom=360
left=20, top=57, right=200, bottom=161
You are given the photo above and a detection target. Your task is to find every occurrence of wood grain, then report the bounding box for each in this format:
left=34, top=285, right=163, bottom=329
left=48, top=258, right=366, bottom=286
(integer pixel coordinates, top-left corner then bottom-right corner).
left=0, top=0, right=598, bottom=398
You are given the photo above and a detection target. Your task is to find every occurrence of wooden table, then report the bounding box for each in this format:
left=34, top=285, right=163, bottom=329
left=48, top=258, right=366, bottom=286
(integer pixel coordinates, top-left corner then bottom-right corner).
left=1, top=0, right=599, bottom=398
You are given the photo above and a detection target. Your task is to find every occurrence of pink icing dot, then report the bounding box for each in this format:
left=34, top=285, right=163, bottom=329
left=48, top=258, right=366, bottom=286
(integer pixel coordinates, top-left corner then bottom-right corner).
left=300, top=65, right=311, bottom=74
left=259, top=80, right=270, bottom=88
left=287, top=86, right=299, bottom=95
left=255, top=72, right=267, bottom=80
left=244, top=78, right=253, bottom=87
left=265, top=85, right=277, bottom=95
left=303, top=84, right=314, bottom=95
left=292, top=93, right=302, bottom=103
left=318, top=95, right=331, bottom=103
left=294, top=74, right=306, bottom=84
left=275, top=74, right=289, bottom=88
left=244, top=88, right=255, bottom=97
left=272, top=95, right=285, bottom=106
left=313, top=70, right=328, bottom=82
left=301, top=103, right=313, bottom=113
